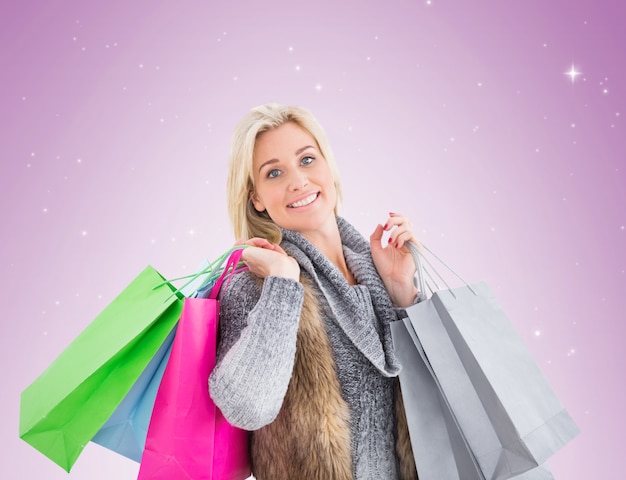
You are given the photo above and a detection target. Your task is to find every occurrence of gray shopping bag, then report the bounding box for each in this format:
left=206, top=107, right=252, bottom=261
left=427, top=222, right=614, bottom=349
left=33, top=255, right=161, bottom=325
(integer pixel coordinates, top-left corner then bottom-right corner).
left=392, top=318, right=556, bottom=480
left=393, top=244, right=579, bottom=480
left=391, top=318, right=482, bottom=480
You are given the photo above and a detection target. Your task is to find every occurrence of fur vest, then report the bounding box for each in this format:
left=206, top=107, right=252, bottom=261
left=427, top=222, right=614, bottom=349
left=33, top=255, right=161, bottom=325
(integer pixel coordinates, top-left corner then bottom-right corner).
left=250, top=278, right=418, bottom=480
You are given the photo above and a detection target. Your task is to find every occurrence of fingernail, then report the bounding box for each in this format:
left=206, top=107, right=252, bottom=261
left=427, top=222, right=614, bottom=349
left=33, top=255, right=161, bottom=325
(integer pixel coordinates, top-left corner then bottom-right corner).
left=389, top=212, right=398, bottom=216
left=395, top=242, right=399, bottom=248
left=383, top=223, right=388, bottom=230
left=388, top=238, right=393, bottom=244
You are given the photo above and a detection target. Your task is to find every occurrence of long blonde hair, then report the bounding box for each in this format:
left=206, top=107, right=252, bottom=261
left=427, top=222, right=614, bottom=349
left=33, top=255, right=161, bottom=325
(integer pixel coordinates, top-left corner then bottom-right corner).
left=227, top=103, right=343, bottom=243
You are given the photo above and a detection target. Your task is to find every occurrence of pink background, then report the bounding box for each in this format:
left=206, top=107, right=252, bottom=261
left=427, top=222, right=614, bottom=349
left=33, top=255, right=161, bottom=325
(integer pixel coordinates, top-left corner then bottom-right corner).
left=2, top=1, right=624, bottom=478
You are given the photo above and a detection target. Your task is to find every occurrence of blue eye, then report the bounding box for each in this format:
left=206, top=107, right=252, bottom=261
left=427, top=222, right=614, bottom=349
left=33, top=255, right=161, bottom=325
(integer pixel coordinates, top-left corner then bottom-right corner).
left=267, top=169, right=281, bottom=178
left=301, top=156, right=314, bottom=165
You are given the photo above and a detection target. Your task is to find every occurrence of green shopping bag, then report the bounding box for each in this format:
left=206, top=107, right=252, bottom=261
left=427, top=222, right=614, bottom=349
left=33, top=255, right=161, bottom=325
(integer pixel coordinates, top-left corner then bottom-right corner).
left=19, top=265, right=184, bottom=472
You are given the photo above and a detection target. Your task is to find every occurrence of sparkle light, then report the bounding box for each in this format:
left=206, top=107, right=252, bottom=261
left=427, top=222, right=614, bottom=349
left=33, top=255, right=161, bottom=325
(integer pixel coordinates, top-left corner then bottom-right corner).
left=565, top=64, right=581, bottom=83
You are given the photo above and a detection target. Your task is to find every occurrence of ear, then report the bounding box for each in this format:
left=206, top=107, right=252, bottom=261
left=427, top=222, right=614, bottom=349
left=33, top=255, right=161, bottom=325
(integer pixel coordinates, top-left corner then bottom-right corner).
left=250, top=191, right=266, bottom=212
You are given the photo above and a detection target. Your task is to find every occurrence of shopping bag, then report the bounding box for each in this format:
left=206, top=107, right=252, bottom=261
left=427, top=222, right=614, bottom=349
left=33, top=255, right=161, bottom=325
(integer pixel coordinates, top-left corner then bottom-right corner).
left=137, top=248, right=251, bottom=480
left=392, top=319, right=555, bottom=480
left=90, top=327, right=175, bottom=462
left=392, top=244, right=579, bottom=480
left=89, top=254, right=229, bottom=461
left=19, top=265, right=184, bottom=472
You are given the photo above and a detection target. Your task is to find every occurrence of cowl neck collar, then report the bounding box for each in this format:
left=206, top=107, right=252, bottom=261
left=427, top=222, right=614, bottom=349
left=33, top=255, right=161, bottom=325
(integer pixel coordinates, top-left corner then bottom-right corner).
left=280, top=217, right=400, bottom=377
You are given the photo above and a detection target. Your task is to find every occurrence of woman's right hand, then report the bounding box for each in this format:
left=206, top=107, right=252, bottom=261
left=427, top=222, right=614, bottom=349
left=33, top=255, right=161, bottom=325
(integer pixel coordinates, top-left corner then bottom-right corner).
left=238, top=238, right=300, bottom=281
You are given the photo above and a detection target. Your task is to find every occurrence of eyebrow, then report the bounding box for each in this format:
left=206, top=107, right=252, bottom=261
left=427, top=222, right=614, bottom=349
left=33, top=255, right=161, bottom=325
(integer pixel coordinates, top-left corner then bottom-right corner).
left=257, top=145, right=316, bottom=173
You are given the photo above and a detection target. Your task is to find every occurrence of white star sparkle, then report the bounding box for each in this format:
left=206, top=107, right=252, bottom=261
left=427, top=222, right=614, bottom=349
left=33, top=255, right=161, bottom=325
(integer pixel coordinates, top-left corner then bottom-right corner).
left=565, top=64, right=581, bottom=83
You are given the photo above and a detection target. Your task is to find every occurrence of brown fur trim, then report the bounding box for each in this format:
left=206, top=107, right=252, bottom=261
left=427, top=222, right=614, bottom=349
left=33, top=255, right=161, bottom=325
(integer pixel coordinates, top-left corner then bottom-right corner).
left=395, top=379, right=419, bottom=480
left=251, top=278, right=353, bottom=480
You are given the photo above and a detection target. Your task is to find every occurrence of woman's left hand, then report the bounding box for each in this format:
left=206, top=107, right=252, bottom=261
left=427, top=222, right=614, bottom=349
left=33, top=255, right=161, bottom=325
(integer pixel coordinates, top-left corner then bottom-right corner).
left=370, top=212, right=420, bottom=308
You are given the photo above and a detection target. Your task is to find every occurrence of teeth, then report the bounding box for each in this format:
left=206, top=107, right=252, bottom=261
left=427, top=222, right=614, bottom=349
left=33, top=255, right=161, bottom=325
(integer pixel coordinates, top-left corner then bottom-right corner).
left=289, top=193, right=317, bottom=208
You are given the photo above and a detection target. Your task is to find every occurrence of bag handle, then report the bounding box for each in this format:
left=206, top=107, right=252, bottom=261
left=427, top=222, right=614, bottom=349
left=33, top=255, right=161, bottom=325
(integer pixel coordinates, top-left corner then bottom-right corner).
left=209, top=248, right=245, bottom=300
left=406, top=241, right=476, bottom=299
left=407, top=242, right=428, bottom=303
left=155, top=246, right=248, bottom=301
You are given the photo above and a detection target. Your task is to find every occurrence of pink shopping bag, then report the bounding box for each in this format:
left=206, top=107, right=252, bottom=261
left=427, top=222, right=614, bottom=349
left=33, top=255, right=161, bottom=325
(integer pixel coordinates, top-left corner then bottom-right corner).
left=138, top=249, right=251, bottom=480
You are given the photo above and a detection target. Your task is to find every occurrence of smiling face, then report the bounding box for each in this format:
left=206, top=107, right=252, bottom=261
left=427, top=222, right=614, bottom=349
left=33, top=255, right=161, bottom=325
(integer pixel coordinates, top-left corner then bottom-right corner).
left=251, top=121, right=338, bottom=237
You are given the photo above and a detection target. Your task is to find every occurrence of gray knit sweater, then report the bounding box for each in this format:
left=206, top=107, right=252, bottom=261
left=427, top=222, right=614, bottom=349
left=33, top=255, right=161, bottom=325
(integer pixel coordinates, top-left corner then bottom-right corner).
left=209, top=217, right=406, bottom=479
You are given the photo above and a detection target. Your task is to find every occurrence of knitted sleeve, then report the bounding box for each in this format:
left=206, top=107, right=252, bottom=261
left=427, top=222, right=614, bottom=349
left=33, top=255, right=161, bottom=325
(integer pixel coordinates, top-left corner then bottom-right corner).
left=208, top=271, right=304, bottom=430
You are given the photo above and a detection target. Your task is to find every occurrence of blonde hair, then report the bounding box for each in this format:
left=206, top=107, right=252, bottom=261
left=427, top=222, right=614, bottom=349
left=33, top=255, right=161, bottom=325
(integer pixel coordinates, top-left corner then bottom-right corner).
left=227, top=103, right=343, bottom=243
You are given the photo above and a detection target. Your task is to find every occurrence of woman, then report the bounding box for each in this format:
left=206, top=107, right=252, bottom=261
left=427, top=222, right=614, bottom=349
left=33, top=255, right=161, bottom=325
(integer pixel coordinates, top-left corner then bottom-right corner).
left=209, top=103, right=420, bottom=479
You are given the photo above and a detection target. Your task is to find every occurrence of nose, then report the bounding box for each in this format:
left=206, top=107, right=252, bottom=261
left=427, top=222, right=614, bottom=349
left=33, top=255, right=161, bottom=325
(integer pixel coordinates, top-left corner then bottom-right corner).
left=288, top=169, right=308, bottom=191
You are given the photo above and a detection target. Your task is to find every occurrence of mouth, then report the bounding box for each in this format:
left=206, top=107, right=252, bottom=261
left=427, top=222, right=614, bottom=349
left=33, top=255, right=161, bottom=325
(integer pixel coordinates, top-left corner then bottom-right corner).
left=288, top=192, right=319, bottom=208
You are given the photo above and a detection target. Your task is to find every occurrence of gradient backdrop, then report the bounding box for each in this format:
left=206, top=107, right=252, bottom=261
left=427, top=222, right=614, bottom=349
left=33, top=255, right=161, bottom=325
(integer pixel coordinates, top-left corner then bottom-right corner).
left=2, top=1, right=624, bottom=478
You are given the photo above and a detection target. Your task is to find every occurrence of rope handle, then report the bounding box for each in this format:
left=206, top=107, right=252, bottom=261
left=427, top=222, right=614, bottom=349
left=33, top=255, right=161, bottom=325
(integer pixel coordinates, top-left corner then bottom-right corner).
left=209, top=248, right=245, bottom=300
left=406, top=241, right=476, bottom=300
left=155, top=246, right=248, bottom=301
